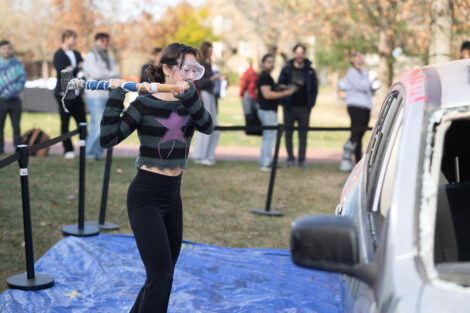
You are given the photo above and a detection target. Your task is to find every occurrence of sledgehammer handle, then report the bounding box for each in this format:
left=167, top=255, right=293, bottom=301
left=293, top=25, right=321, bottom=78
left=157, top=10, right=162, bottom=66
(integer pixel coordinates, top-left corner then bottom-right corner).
left=78, top=80, right=190, bottom=93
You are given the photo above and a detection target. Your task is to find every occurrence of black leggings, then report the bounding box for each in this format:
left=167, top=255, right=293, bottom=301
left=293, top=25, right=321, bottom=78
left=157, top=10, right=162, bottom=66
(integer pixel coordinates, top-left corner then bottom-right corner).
left=127, top=169, right=183, bottom=313
left=347, top=106, right=370, bottom=163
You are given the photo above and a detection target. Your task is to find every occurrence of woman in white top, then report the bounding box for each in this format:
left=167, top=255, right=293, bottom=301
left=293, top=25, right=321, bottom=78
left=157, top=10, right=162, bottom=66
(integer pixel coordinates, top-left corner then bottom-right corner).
left=339, top=52, right=374, bottom=168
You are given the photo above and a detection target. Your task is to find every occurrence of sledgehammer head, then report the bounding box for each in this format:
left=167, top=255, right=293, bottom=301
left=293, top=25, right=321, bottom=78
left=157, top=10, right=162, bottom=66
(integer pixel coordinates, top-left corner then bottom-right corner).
left=61, top=69, right=76, bottom=100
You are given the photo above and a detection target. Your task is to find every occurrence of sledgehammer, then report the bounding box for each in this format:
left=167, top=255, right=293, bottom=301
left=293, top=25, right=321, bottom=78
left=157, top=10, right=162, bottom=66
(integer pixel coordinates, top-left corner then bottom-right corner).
left=60, top=69, right=189, bottom=112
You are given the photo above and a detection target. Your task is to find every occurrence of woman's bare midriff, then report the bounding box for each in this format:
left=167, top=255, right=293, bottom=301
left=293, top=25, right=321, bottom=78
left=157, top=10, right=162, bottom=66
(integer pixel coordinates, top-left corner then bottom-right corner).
left=139, top=165, right=183, bottom=177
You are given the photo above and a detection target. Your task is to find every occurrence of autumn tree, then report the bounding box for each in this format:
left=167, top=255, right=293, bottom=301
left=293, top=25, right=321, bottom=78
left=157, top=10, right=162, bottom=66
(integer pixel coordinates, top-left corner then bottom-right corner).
left=152, top=4, right=218, bottom=48
left=228, top=0, right=288, bottom=54
left=48, top=0, right=100, bottom=53
left=429, top=0, right=470, bottom=63
left=0, top=0, right=55, bottom=78
left=256, top=0, right=425, bottom=100
left=106, top=3, right=217, bottom=76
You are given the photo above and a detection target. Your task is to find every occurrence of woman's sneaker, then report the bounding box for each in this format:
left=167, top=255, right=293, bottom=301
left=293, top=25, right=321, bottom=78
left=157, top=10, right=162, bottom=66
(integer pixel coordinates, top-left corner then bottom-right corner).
left=260, top=163, right=282, bottom=171
left=64, top=151, right=75, bottom=159
left=196, top=159, right=215, bottom=166
left=260, top=166, right=271, bottom=172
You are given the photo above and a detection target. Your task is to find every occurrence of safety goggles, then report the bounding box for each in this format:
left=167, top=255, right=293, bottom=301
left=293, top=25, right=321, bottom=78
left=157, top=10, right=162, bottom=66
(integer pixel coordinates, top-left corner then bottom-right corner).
left=163, top=60, right=205, bottom=81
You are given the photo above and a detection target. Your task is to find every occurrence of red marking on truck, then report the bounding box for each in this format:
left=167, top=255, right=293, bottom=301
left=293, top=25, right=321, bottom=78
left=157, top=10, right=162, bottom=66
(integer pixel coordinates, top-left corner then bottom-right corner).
left=398, top=68, right=426, bottom=106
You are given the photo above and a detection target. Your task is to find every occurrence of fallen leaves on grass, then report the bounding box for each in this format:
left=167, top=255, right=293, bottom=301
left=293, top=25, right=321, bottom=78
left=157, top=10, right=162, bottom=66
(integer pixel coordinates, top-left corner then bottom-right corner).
left=32, top=178, right=41, bottom=188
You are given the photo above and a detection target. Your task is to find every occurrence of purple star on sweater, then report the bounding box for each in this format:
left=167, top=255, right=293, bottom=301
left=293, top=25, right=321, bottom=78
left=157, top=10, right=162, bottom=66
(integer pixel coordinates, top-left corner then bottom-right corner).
left=156, top=111, right=190, bottom=144
left=156, top=111, right=190, bottom=160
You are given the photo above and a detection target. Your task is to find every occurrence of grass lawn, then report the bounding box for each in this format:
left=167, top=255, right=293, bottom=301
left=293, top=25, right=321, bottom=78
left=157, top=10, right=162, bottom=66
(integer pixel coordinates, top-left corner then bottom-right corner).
left=0, top=155, right=349, bottom=292
left=3, top=86, right=370, bottom=150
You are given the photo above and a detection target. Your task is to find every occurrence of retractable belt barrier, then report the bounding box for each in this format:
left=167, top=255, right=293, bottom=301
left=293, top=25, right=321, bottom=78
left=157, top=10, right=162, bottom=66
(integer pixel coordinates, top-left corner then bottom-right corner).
left=0, top=129, right=80, bottom=170
left=0, top=151, right=20, bottom=170
left=1, top=125, right=101, bottom=291
left=213, top=124, right=372, bottom=217
left=1, top=122, right=372, bottom=291
left=214, top=125, right=372, bottom=131
left=29, top=129, right=79, bottom=155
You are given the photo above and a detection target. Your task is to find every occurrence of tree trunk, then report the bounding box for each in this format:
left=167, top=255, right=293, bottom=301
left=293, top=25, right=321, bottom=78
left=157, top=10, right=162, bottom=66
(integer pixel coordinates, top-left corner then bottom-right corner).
left=41, top=59, right=49, bottom=80
left=429, top=0, right=453, bottom=64
left=377, top=27, right=394, bottom=102
left=331, top=71, right=340, bottom=100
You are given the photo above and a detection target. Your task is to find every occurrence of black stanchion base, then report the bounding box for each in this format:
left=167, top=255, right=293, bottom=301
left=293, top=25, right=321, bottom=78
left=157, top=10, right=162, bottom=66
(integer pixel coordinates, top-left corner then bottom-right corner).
left=62, top=223, right=100, bottom=237
left=251, top=208, right=283, bottom=216
left=86, top=221, right=120, bottom=231
left=7, top=273, right=55, bottom=291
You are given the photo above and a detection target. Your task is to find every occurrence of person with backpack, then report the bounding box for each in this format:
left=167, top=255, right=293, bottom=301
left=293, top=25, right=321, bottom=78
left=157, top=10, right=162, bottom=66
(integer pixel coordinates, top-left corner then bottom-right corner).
left=240, top=59, right=261, bottom=136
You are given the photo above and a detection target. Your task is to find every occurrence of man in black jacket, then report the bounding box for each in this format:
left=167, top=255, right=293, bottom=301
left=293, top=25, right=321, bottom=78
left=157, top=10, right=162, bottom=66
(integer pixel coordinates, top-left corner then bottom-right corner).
left=53, top=29, right=86, bottom=159
left=278, top=43, right=318, bottom=168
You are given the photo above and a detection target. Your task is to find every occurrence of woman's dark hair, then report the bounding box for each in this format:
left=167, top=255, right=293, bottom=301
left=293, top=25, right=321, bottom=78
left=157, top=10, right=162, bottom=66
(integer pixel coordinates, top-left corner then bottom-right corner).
left=199, top=41, right=213, bottom=63
left=261, top=53, right=275, bottom=64
left=145, top=43, right=199, bottom=83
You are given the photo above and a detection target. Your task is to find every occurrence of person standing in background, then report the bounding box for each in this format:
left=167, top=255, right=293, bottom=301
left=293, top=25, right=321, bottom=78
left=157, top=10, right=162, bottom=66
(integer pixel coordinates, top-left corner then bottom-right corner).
left=83, top=32, right=120, bottom=160
left=211, top=54, right=228, bottom=111
left=239, top=60, right=258, bottom=102
left=239, top=59, right=260, bottom=135
left=278, top=43, right=319, bottom=168
left=338, top=52, right=373, bottom=171
left=0, top=40, right=26, bottom=155
left=257, top=53, right=296, bottom=171
left=192, top=41, right=220, bottom=166
left=460, top=41, right=470, bottom=59
left=53, top=29, right=87, bottom=159
left=140, top=47, right=162, bottom=83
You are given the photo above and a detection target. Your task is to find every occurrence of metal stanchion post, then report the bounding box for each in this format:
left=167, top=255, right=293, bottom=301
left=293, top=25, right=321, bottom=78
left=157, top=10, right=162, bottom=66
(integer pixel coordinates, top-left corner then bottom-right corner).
left=7, top=145, right=55, bottom=290
left=252, top=124, right=284, bottom=216
left=89, top=148, right=119, bottom=230
left=63, top=123, right=100, bottom=236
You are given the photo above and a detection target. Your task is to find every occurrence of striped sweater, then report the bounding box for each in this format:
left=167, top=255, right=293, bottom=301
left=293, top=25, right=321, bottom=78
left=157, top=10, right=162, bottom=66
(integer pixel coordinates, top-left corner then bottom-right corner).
left=100, top=82, right=214, bottom=170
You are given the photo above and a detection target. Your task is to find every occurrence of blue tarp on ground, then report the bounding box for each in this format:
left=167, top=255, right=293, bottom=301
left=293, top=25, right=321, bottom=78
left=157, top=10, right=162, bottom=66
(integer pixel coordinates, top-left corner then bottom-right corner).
left=0, top=234, right=342, bottom=312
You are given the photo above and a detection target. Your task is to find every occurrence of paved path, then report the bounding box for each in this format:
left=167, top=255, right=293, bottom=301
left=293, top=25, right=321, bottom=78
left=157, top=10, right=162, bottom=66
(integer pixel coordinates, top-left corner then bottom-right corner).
left=3, top=139, right=342, bottom=162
